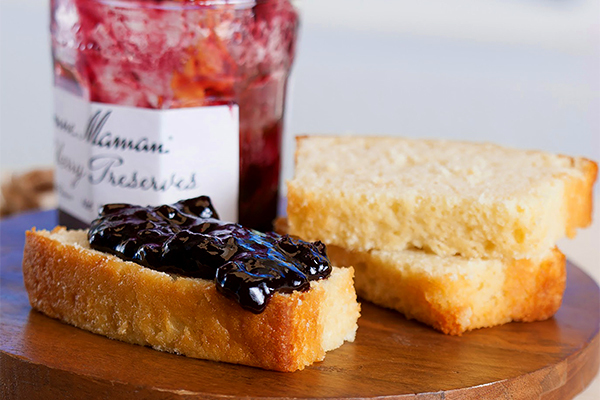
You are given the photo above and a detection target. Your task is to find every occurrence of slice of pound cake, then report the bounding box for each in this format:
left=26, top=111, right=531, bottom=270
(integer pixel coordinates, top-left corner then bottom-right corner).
left=286, top=135, right=596, bottom=335
left=287, top=136, right=597, bottom=259
left=327, top=245, right=565, bottom=335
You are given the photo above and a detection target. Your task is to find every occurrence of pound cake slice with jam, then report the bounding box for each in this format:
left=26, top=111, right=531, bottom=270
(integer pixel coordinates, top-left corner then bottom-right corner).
left=287, top=136, right=597, bottom=259
left=22, top=196, right=360, bottom=372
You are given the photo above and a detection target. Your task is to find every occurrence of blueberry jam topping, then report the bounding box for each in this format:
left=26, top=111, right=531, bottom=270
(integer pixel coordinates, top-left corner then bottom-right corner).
left=88, top=196, right=331, bottom=313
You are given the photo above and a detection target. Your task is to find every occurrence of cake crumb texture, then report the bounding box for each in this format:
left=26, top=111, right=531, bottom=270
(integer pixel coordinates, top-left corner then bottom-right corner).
left=327, top=245, right=566, bottom=336
left=288, top=136, right=597, bottom=259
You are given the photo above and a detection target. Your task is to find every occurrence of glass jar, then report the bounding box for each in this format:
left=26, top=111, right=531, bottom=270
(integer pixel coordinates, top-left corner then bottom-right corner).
left=51, top=0, right=298, bottom=232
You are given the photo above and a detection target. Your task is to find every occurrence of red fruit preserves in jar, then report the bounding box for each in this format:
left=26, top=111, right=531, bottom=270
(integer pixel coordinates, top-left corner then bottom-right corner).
left=51, top=0, right=298, bottom=232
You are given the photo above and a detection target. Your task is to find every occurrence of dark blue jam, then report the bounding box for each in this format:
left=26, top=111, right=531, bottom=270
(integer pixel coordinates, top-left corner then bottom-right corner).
left=87, top=196, right=331, bottom=313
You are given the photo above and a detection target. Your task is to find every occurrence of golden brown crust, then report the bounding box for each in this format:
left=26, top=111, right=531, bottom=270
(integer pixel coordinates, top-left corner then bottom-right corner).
left=22, top=228, right=359, bottom=372
left=326, top=245, right=566, bottom=336
left=563, top=157, right=598, bottom=238
left=505, top=248, right=566, bottom=323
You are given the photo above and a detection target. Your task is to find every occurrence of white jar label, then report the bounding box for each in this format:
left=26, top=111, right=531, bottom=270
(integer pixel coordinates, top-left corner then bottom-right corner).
left=54, top=87, right=240, bottom=223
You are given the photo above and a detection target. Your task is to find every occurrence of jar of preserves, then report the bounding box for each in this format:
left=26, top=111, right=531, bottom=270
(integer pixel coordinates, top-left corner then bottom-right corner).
left=51, top=0, right=298, bottom=231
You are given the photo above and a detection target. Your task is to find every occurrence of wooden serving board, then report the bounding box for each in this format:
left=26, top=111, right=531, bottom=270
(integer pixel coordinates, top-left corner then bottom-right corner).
left=1, top=210, right=598, bottom=400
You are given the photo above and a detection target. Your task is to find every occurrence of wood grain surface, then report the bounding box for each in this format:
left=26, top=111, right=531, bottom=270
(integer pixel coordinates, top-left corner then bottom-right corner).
left=1, top=210, right=598, bottom=400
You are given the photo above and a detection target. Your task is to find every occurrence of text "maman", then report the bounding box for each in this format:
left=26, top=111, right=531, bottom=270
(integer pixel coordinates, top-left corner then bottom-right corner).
left=84, top=110, right=170, bottom=154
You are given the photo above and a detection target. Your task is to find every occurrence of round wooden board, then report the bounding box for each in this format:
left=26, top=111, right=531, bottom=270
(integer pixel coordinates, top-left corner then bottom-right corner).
left=1, top=211, right=598, bottom=400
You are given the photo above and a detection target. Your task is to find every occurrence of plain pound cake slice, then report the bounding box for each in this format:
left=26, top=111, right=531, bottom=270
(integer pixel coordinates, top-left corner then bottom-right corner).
left=22, top=228, right=360, bottom=372
left=327, top=245, right=566, bottom=335
left=287, top=136, right=597, bottom=259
